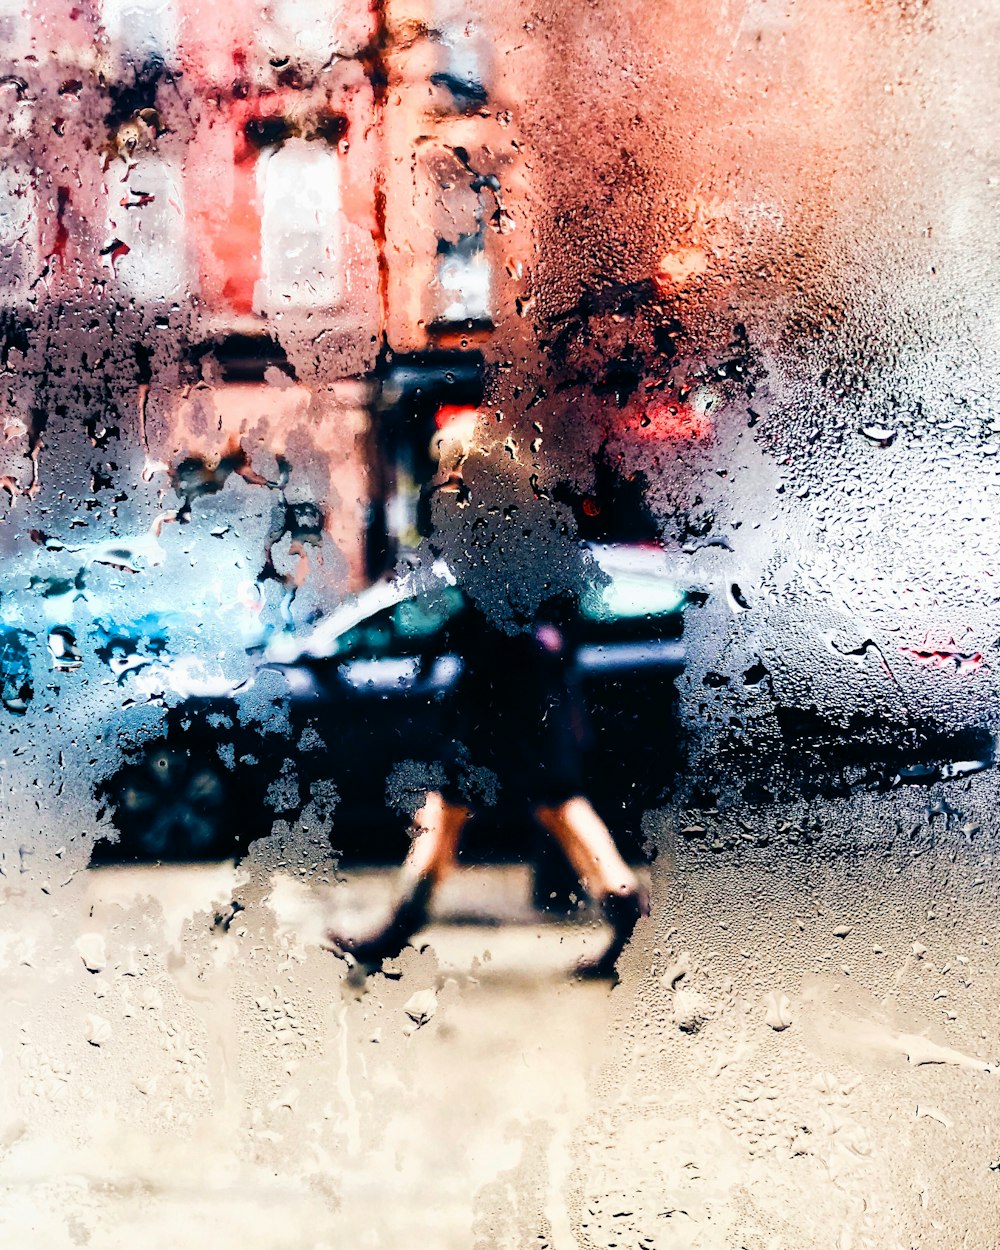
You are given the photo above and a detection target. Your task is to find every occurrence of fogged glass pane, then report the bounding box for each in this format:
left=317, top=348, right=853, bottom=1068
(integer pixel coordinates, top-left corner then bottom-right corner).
left=0, top=2, right=997, bottom=1247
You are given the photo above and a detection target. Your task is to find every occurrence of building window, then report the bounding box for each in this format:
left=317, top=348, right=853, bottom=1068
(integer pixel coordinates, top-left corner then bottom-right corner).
left=101, top=0, right=178, bottom=68
left=0, top=0, right=32, bottom=58
left=0, top=167, right=35, bottom=297
left=105, top=154, right=186, bottom=302
left=260, top=0, right=343, bottom=68
left=435, top=232, right=491, bottom=325
left=255, top=140, right=341, bottom=313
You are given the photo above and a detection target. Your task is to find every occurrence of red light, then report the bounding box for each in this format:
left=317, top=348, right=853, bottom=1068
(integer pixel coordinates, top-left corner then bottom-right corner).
left=434, top=404, right=478, bottom=429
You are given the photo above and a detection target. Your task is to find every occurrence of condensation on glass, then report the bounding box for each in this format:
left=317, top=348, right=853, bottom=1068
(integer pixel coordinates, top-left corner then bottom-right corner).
left=0, top=2, right=996, bottom=1247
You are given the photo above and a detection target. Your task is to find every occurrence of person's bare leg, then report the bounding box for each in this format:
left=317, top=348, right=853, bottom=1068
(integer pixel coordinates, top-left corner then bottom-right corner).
left=399, top=791, right=469, bottom=890
left=534, top=796, right=649, bottom=978
left=327, top=792, right=470, bottom=966
left=535, top=795, right=638, bottom=897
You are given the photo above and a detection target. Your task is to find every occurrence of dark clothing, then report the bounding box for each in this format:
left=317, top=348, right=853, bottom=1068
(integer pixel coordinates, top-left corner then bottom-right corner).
left=437, top=597, right=586, bottom=809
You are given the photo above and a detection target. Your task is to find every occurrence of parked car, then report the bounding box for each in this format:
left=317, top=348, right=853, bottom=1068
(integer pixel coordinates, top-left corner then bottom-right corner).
left=93, top=544, right=688, bottom=864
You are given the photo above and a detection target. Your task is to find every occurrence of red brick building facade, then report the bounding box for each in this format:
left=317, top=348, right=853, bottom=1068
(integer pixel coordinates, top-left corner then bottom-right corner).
left=0, top=0, right=524, bottom=586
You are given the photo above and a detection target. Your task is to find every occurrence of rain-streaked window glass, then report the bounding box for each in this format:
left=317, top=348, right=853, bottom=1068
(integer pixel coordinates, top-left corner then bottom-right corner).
left=261, top=0, right=343, bottom=66
left=0, top=2, right=997, bottom=1247
left=0, top=0, right=32, bottom=56
left=435, top=231, right=490, bottom=324
left=433, top=0, right=489, bottom=111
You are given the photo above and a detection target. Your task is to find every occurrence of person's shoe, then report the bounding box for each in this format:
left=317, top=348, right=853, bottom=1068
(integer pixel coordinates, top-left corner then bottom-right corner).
left=575, top=884, right=649, bottom=982
left=327, top=877, right=433, bottom=968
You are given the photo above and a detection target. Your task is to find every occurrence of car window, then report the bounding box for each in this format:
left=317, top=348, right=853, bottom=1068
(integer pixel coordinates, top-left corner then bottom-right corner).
left=392, top=586, right=464, bottom=638
left=580, top=572, right=685, bottom=622
left=333, top=586, right=462, bottom=657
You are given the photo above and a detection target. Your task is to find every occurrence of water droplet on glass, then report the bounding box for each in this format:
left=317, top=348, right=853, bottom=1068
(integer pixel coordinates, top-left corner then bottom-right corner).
left=84, top=1014, right=112, bottom=1047
left=860, top=423, right=898, bottom=446
left=763, top=991, right=792, bottom=1031
left=403, top=988, right=437, bottom=1029
left=75, top=933, right=107, bottom=973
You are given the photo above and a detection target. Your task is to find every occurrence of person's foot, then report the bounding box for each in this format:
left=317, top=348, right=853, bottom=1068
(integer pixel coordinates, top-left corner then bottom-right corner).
left=327, top=877, right=433, bottom=968
left=575, top=884, right=650, bottom=982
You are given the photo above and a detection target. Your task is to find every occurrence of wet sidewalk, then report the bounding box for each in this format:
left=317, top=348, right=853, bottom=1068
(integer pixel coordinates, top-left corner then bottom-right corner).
left=0, top=847, right=996, bottom=1249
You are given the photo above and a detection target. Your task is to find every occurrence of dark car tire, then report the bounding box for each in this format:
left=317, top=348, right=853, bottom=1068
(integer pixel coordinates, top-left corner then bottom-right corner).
left=109, top=744, right=232, bottom=860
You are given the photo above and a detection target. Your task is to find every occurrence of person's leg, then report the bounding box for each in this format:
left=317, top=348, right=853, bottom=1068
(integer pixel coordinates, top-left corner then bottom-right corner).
left=399, top=790, right=469, bottom=889
left=534, top=795, right=649, bottom=978
left=534, top=795, right=637, bottom=897
left=327, top=791, right=471, bottom=966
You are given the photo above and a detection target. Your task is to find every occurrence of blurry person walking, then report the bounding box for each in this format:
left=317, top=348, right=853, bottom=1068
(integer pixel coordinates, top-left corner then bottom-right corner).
left=327, top=570, right=649, bottom=980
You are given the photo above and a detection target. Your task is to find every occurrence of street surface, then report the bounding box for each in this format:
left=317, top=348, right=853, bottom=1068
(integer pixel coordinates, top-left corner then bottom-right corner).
left=0, top=808, right=996, bottom=1249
